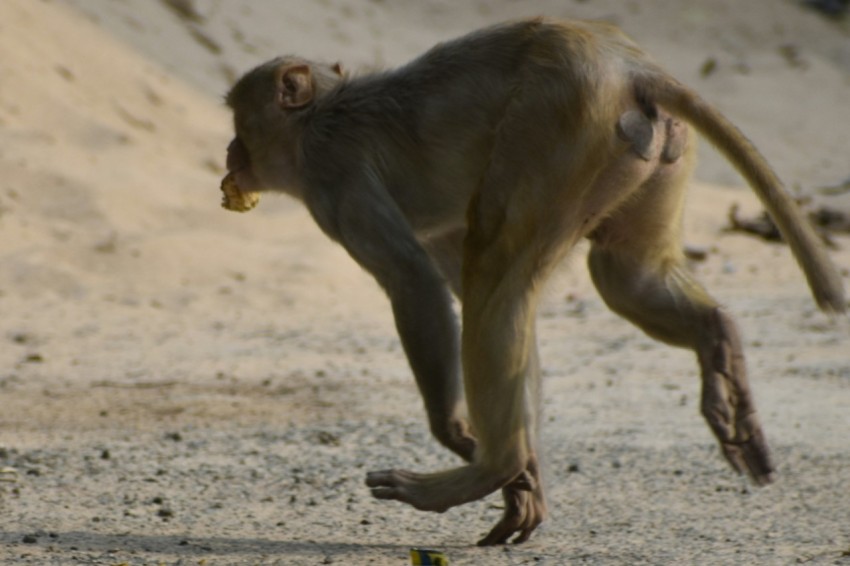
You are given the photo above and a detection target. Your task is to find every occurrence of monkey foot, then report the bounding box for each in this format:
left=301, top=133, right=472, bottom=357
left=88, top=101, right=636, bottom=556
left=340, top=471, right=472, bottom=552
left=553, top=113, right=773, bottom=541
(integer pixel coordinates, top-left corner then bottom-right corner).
left=366, top=462, right=546, bottom=544
left=700, top=308, right=776, bottom=486
left=366, top=469, right=451, bottom=512
left=704, top=393, right=775, bottom=486
left=710, top=411, right=776, bottom=486
left=366, top=464, right=515, bottom=515
left=477, top=465, right=547, bottom=546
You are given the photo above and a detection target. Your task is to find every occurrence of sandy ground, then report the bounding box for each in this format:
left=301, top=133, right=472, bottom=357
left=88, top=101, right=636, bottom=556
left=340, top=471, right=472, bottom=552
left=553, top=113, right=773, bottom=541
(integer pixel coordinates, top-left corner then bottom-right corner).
left=0, top=0, right=848, bottom=564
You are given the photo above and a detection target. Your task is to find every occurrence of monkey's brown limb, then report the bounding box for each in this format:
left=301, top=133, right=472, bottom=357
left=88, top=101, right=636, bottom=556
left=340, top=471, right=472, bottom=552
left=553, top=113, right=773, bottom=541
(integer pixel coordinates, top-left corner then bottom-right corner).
left=588, top=124, right=774, bottom=484
left=419, top=229, right=478, bottom=460
left=329, top=191, right=476, bottom=463
left=423, top=229, right=466, bottom=298
left=588, top=246, right=775, bottom=484
left=698, top=308, right=775, bottom=484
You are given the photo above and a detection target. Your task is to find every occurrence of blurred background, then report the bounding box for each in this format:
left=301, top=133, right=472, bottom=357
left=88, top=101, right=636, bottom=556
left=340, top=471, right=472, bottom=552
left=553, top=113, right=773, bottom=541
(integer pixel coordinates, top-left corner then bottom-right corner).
left=58, top=0, right=850, bottom=187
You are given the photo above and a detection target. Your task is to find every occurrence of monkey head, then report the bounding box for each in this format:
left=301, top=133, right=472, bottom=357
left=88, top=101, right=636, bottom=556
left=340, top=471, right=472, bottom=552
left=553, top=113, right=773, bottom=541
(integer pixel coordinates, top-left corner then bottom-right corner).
left=223, top=57, right=345, bottom=197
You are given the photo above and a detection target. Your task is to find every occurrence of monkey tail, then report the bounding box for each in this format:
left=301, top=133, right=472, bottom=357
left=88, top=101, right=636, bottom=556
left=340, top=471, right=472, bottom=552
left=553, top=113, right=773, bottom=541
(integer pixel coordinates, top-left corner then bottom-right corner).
left=633, top=72, right=846, bottom=314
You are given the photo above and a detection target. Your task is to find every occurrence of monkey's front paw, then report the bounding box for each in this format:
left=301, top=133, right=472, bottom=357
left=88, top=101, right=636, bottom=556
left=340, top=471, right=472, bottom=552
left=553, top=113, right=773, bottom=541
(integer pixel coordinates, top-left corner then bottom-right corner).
left=220, top=171, right=260, bottom=212
left=477, top=469, right=547, bottom=545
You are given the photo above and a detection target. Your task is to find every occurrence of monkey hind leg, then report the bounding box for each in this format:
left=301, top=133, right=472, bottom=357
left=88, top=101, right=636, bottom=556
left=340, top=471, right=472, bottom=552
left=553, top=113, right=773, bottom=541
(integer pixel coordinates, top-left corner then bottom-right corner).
left=587, top=245, right=775, bottom=485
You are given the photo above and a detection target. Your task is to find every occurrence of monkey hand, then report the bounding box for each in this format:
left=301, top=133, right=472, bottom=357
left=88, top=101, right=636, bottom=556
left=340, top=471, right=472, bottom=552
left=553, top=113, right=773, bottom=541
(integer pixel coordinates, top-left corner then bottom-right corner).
left=221, top=171, right=260, bottom=212
left=477, top=459, right=547, bottom=546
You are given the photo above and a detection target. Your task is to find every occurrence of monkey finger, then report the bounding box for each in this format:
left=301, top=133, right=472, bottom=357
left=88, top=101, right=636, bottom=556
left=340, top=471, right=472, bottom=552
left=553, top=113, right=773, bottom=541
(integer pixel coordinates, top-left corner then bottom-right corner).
left=477, top=505, right=542, bottom=546
left=717, top=434, right=775, bottom=485
left=731, top=421, right=775, bottom=485
left=477, top=493, right=525, bottom=545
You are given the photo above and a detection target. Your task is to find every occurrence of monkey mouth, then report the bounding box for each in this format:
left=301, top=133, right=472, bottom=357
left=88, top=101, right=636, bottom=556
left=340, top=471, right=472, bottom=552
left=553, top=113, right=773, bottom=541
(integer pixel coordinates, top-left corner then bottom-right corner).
left=225, top=137, right=262, bottom=191
left=229, top=168, right=261, bottom=192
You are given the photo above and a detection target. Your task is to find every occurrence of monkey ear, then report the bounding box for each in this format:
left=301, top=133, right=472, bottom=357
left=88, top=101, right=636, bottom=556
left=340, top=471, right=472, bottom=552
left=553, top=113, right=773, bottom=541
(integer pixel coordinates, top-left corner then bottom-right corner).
left=279, top=65, right=314, bottom=109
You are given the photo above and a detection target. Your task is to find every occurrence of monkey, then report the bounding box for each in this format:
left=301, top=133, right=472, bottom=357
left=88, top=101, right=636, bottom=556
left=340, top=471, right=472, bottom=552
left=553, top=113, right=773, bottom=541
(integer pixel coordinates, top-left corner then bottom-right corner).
left=222, top=18, right=846, bottom=545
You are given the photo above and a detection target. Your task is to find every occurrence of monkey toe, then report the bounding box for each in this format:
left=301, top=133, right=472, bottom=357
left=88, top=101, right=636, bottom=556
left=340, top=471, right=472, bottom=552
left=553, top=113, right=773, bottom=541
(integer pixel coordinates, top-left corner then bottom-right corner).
left=719, top=415, right=776, bottom=486
left=721, top=442, right=775, bottom=486
left=705, top=404, right=775, bottom=486
left=368, top=485, right=400, bottom=501
left=365, top=469, right=409, bottom=494
left=366, top=470, right=413, bottom=506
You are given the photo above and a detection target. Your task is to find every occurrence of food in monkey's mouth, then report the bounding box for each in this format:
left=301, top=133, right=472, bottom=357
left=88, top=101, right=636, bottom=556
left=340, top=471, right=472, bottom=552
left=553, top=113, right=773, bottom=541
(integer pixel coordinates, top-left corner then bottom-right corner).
left=220, top=171, right=260, bottom=212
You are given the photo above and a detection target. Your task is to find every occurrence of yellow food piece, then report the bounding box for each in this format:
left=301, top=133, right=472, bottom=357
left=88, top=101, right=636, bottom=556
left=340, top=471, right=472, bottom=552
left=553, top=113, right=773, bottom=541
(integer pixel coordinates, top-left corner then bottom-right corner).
left=220, top=172, right=260, bottom=212
left=410, top=549, right=449, bottom=565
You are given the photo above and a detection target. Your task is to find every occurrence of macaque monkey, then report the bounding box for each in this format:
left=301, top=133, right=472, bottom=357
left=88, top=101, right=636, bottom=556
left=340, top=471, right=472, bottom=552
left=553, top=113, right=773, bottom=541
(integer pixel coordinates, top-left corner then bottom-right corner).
left=222, top=18, right=846, bottom=545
